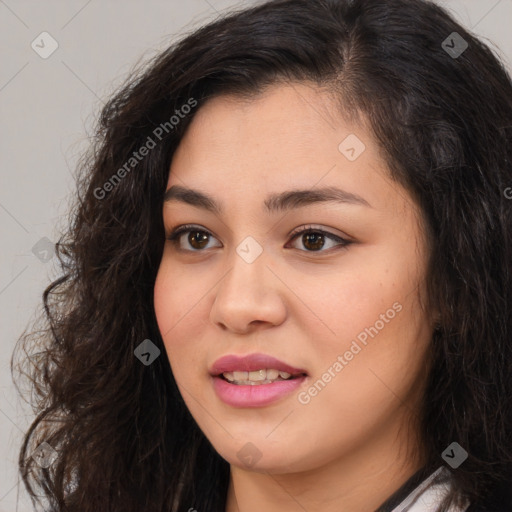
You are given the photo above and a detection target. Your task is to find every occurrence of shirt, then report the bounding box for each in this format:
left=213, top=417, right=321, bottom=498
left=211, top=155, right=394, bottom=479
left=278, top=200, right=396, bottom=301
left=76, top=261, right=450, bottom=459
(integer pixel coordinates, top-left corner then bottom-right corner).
left=375, top=466, right=471, bottom=512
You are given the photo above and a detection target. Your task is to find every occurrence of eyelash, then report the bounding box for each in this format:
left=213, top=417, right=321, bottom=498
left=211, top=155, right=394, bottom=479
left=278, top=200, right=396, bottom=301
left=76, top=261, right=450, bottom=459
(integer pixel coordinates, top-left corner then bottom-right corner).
left=166, top=224, right=352, bottom=253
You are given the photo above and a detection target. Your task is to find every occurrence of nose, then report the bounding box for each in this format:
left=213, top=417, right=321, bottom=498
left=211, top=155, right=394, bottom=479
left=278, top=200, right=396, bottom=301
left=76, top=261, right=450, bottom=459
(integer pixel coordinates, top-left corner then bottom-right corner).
left=209, top=248, right=287, bottom=334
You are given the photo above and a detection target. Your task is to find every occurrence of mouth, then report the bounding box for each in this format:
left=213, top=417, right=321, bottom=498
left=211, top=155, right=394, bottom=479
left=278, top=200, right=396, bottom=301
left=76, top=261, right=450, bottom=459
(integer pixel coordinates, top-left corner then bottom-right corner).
left=209, top=352, right=308, bottom=384
left=209, top=353, right=309, bottom=407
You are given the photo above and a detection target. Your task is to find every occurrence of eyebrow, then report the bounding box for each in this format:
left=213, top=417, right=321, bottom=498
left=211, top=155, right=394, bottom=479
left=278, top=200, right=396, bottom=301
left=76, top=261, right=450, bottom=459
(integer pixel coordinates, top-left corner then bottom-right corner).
left=163, top=184, right=371, bottom=214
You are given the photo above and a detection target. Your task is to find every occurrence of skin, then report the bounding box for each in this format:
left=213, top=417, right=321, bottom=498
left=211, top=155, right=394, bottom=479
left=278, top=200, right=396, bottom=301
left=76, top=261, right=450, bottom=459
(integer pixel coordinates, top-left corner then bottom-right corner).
left=154, top=82, right=434, bottom=512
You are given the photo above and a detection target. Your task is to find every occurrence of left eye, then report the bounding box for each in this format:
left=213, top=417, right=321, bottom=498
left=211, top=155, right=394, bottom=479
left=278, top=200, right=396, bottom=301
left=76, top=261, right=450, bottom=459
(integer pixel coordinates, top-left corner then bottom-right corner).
left=287, top=226, right=350, bottom=252
left=166, top=224, right=351, bottom=252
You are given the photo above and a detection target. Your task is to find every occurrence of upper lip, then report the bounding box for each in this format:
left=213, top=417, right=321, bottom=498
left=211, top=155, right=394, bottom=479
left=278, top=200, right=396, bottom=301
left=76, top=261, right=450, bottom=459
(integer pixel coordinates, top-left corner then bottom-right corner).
left=210, top=353, right=308, bottom=376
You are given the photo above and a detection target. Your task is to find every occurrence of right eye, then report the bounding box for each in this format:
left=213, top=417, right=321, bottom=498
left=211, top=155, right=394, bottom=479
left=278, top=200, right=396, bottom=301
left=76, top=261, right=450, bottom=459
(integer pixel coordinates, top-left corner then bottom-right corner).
left=166, top=224, right=222, bottom=252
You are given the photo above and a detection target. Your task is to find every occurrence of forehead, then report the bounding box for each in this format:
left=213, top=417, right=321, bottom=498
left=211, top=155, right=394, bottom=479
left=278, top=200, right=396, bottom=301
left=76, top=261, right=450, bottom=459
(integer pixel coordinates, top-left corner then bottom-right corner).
left=178, top=82, right=345, bottom=150
left=165, top=82, right=414, bottom=220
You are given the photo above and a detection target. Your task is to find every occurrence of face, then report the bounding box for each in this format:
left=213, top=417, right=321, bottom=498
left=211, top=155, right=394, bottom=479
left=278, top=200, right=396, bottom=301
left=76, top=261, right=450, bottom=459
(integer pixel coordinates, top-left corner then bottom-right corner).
left=154, top=82, right=433, bottom=474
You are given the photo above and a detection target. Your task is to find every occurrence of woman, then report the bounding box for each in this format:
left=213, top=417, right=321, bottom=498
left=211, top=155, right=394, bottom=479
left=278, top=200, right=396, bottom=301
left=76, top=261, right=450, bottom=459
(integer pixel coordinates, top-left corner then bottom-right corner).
left=12, top=0, right=512, bottom=510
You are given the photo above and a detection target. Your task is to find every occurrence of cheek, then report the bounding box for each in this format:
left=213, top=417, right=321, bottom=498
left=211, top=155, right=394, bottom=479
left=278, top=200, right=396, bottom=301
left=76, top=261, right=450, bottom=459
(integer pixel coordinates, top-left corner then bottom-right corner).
left=153, top=257, right=203, bottom=337
left=328, top=243, right=426, bottom=346
left=153, top=260, right=209, bottom=377
left=154, top=262, right=189, bottom=370
left=296, top=254, right=430, bottom=398
left=297, top=268, right=401, bottom=357
left=295, top=293, right=429, bottom=445
left=153, top=264, right=175, bottom=337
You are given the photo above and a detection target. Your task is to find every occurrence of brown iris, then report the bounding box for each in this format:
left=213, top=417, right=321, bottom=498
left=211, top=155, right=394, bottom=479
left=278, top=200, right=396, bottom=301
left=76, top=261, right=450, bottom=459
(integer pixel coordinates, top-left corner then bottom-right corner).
left=301, top=232, right=325, bottom=251
left=188, top=230, right=210, bottom=249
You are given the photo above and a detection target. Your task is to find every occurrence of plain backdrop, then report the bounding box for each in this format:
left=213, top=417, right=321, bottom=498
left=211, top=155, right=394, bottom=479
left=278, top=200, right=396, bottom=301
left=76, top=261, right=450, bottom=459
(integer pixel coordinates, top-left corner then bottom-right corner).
left=1, top=1, right=511, bottom=510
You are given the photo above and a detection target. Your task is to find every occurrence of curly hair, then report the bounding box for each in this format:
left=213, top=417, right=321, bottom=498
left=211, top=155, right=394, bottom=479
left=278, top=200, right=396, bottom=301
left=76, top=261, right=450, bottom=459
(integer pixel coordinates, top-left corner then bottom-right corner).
left=12, top=0, right=512, bottom=510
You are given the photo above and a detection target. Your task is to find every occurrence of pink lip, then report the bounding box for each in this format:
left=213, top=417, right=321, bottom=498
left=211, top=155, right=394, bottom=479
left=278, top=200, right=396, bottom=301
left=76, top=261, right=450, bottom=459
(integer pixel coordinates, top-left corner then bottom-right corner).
left=211, top=374, right=308, bottom=408
left=209, top=353, right=308, bottom=408
left=209, top=353, right=307, bottom=376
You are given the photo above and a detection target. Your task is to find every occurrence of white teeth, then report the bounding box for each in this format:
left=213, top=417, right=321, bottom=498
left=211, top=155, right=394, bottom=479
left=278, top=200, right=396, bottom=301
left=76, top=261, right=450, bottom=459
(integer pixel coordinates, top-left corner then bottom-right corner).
left=248, top=370, right=266, bottom=381
left=266, top=369, right=279, bottom=380
left=222, top=368, right=299, bottom=384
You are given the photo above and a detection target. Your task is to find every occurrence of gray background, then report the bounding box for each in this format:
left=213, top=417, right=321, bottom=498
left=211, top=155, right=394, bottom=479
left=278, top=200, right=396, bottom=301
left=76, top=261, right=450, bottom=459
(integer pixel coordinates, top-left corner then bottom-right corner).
left=1, top=1, right=511, bottom=510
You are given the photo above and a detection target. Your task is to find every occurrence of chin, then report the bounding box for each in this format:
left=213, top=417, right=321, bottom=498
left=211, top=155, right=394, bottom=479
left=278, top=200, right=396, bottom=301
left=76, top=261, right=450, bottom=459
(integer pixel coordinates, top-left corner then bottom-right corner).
left=209, top=439, right=312, bottom=474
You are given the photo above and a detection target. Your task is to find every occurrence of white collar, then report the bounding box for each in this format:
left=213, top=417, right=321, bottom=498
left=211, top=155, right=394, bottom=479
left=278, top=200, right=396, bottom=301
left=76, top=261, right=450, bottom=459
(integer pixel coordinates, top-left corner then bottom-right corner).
left=390, top=467, right=470, bottom=512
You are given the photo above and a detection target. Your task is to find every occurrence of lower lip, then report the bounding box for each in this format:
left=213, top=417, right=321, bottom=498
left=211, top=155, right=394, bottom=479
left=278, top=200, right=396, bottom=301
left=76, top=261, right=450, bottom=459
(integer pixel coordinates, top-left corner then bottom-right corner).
left=212, top=375, right=307, bottom=407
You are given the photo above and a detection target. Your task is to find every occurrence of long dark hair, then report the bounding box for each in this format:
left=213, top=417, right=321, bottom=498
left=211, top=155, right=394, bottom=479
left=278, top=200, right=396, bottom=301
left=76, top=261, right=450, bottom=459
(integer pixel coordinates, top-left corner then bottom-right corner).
left=12, top=0, right=512, bottom=510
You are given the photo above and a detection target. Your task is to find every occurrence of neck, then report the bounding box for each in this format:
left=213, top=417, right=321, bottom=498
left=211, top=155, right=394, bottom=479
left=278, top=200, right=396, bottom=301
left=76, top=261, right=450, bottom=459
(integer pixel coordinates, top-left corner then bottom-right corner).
left=225, top=411, right=426, bottom=512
